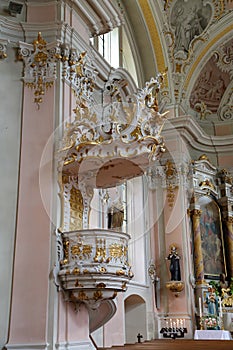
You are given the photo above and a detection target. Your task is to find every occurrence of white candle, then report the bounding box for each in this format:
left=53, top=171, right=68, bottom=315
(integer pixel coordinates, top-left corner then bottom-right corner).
left=199, top=297, right=202, bottom=318
left=219, top=296, right=223, bottom=318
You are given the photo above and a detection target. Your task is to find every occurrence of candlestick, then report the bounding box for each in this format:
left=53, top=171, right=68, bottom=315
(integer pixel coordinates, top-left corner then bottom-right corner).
left=199, top=297, right=202, bottom=318
left=219, top=296, right=223, bottom=318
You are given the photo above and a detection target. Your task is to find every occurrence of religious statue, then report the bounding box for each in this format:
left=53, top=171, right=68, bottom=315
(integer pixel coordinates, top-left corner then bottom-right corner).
left=166, top=246, right=181, bottom=281
left=219, top=273, right=228, bottom=291
left=205, top=286, right=218, bottom=315
left=108, top=206, right=124, bottom=230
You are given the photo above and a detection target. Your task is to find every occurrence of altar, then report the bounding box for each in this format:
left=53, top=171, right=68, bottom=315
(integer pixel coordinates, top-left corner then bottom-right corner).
left=194, top=330, right=232, bottom=340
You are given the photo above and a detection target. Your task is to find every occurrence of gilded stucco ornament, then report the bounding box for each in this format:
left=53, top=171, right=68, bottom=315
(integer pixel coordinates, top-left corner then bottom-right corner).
left=218, top=169, right=233, bottom=185
left=194, top=101, right=212, bottom=120
left=58, top=70, right=168, bottom=179
left=55, top=229, right=133, bottom=308
left=0, top=39, right=8, bottom=59
left=164, top=160, right=178, bottom=207
left=61, top=48, right=97, bottom=105
left=18, top=32, right=61, bottom=108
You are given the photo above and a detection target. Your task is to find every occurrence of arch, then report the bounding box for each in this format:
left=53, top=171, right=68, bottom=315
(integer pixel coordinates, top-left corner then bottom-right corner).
left=124, top=294, right=147, bottom=344
left=96, top=158, right=144, bottom=189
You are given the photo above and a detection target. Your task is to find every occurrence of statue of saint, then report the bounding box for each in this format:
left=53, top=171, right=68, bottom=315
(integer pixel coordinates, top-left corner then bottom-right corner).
left=108, top=206, right=124, bottom=230
left=205, top=286, right=218, bottom=315
left=166, top=246, right=181, bottom=281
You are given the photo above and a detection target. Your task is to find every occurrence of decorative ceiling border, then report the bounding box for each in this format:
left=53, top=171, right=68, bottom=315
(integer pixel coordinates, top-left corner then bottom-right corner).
left=138, top=0, right=166, bottom=75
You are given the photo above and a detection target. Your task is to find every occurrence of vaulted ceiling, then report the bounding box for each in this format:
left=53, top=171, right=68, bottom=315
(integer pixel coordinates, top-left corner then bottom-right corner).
left=120, top=0, right=233, bottom=136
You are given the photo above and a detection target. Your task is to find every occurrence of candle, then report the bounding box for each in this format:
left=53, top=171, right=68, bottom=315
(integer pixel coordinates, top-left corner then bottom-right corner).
left=199, top=297, right=202, bottom=318
left=219, top=296, right=223, bottom=318
left=170, top=318, right=172, bottom=328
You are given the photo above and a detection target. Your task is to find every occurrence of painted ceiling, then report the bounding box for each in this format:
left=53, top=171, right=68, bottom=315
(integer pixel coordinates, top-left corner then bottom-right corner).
left=120, top=0, right=233, bottom=134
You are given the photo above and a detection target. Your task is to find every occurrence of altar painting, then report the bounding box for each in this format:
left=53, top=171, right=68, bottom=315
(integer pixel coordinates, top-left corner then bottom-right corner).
left=199, top=196, right=226, bottom=277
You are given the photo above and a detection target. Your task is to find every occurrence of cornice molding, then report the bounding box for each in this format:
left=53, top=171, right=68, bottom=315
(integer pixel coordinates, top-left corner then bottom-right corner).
left=0, top=16, right=25, bottom=42
left=6, top=343, right=48, bottom=350
left=72, top=0, right=124, bottom=36
left=163, top=116, right=233, bottom=155
left=0, top=17, right=127, bottom=92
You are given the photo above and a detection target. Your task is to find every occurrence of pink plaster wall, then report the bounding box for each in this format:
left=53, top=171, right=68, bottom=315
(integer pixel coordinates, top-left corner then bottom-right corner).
left=67, top=303, right=89, bottom=341
left=72, top=13, right=90, bottom=43
left=57, top=295, right=90, bottom=343
left=215, top=124, right=233, bottom=136
left=218, top=154, right=233, bottom=167
left=60, top=2, right=89, bottom=43
left=57, top=295, right=67, bottom=343
left=8, top=88, right=54, bottom=344
left=104, top=294, right=125, bottom=347
left=27, top=4, right=56, bottom=22
left=163, top=189, right=187, bottom=313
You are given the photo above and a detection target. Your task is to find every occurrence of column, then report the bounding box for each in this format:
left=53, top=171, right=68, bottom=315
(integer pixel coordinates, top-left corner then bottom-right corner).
left=191, top=209, right=205, bottom=283
left=225, top=217, right=233, bottom=278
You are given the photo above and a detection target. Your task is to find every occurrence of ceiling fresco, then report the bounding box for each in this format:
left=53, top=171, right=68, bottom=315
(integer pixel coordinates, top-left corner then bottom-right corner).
left=190, top=46, right=231, bottom=113
left=121, top=0, right=233, bottom=131
left=170, top=0, right=212, bottom=57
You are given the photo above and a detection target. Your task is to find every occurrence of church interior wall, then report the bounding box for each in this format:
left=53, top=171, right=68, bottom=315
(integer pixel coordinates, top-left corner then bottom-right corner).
left=0, top=0, right=233, bottom=349
left=0, top=43, right=23, bottom=348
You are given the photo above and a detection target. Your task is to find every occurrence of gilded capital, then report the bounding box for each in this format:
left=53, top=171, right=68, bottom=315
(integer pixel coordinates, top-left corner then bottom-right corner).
left=226, top=216, right=233, bottom=224
left=190, top=209, right=202, bottom=217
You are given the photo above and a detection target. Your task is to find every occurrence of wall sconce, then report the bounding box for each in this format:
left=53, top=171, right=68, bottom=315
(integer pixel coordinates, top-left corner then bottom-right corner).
left=166, top=281, right=184, bottom=297
left=148, top=260, right=160, bottom=308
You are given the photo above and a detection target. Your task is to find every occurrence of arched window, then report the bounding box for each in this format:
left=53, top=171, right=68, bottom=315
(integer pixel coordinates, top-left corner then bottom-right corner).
left=91, top=27, right=139, bottom=85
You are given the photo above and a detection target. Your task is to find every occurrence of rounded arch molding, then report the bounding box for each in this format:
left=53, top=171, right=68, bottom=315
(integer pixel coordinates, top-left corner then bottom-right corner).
left=184, top=26, right=233, bottom=96
left=124, top=293, right=147, bottom=344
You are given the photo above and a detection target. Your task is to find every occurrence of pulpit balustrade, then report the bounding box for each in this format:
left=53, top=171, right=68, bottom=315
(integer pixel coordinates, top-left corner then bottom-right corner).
left=56, top=229, right=133, bottom=308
